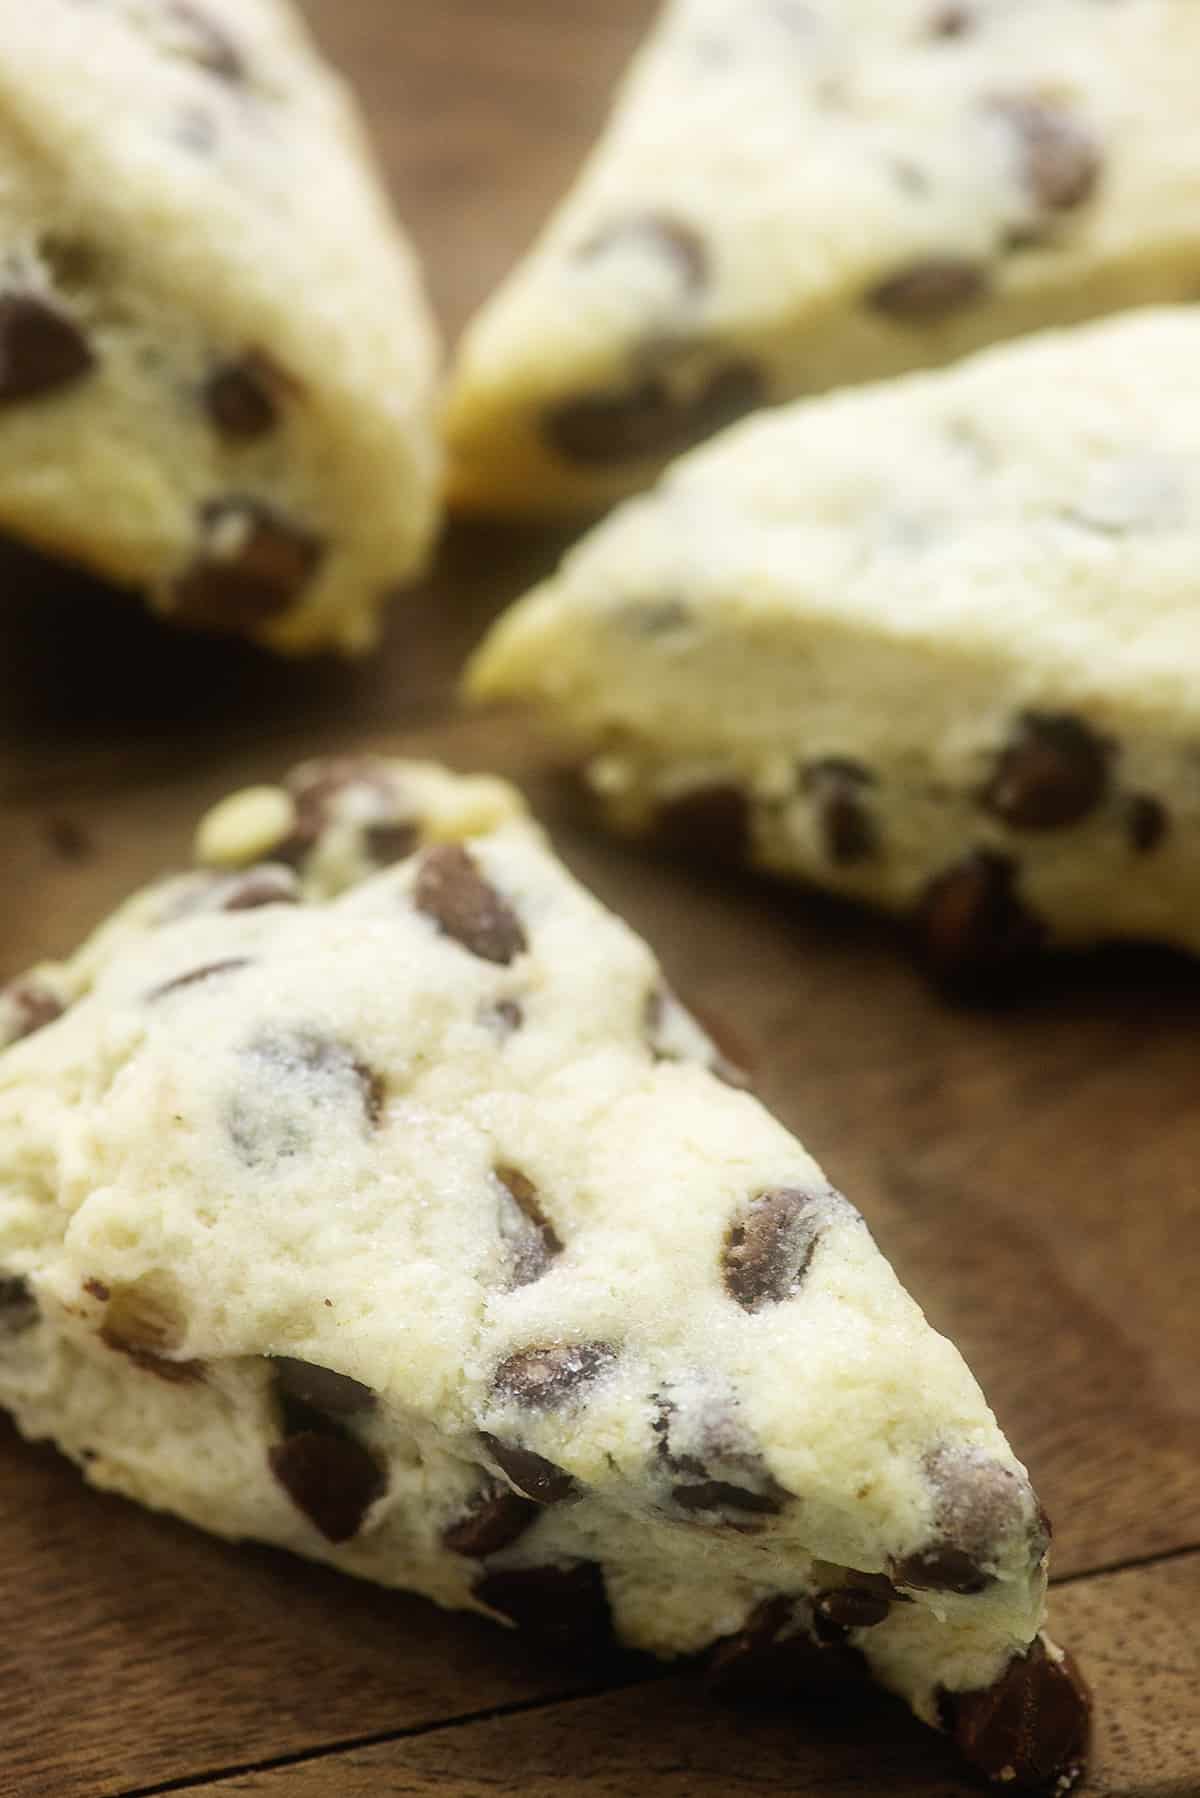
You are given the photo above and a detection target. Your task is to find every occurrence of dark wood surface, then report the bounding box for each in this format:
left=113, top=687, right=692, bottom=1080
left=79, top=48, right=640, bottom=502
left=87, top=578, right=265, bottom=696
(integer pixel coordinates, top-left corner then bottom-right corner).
left=2, top=4, right=1197, bottom=1795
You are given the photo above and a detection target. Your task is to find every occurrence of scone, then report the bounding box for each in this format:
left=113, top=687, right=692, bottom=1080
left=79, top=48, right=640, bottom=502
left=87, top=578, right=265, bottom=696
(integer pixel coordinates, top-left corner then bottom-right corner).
left=0, top=0, right=439, bottom=653
left=468, top=307, right=1200, bottom=986
left=0, top=756, right=1087, bottom=1793
left=445, top=0, right=1200, bottom=517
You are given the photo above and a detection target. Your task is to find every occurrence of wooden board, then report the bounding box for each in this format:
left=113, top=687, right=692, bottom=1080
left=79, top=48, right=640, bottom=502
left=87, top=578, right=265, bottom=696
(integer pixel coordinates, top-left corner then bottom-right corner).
left=1, top=4, right=1197, bottom=1795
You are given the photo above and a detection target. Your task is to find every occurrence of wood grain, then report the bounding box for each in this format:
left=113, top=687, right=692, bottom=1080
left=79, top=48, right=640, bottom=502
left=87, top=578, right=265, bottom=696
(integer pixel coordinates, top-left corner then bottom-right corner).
left=1, top=2, right=1197, bottom=1796
left=176, top=1555, right=1200, bottom=1798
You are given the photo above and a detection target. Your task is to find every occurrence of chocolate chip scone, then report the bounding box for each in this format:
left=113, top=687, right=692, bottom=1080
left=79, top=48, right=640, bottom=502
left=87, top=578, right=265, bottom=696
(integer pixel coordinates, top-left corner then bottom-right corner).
left=0, top=1, right=439, bottom=653
left=0, top=756, right=1087, bottom=1792
left=469, top=308, right=1200, bottom=987
left=445, top=0, right=1200, bottom=517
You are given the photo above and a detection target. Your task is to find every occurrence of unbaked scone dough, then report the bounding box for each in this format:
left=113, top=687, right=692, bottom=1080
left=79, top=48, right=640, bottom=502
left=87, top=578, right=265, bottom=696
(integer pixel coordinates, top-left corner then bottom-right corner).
left=445, top=0, right=1200, bottom=516
left=469, top=307, right=1200, bottom=986
left=0, top=0, right=439, bottom=653
left=0, top=756, right=1087, bottom=1791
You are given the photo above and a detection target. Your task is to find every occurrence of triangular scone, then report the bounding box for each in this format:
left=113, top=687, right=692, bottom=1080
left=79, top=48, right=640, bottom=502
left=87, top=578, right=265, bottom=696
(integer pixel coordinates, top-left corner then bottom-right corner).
left=0, top=757, right=1087, bottom=1791
left=469, top=307, right=1200, bottom=986
left=445, top=0, right=1200, bottom=517
left=0, top=1, right=439, bottom=653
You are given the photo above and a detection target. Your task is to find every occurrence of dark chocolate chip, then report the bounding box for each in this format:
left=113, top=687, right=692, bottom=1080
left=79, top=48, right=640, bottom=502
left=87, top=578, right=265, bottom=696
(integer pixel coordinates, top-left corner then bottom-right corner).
left=273, top=1357, right=376, bottom=1416
left=481, top=1432, right=578, bottom=1505
left=800, top=759, right=880, bottom=865
left=496, top=1166, right=563, bottom=1289
left=1126, top=793, right=1168, bottom=855
left=940, top=1636, right=1091, bottom=1792
left=492, top=1341, right=616, bottom=1411
left=171, top=500, right=324, bottom=630
left=991, top=97, right=1102, bottom=214
left=268, top=1431, right=386, bottom=1542
left=219, top=865, right=301, bottom=910
left=231, top=1029, right=385, bottom=1158
left=83, top=1277, right=111, bottom=1302
left=147, top=956, right=252, bottom=1000
left=205, top=352, right=293, bottom=441
left=672, top=1477, right=783, bottom=1516
left=575, top=213, right=709, bottom=294
left=0, top=1275, right=37, bottom=1335
left=474, top=1561, right=613, bottom=1650
left=928, top=4, right=974, bottom=36
left=414, top=844, right=527, bottom=966
left=707, top=1596, right=867, bottom=1700
left=167, top=2, right=245, bottom=80
left=97, top=1281, right=205, bottom=1384
left=363, top=821, right=421, bottom=867
left=0, top=294, right=94, bottom=405
left=652, top=783, right=751, bottom=864
left=813, top=1584, right=894, bottom=1631
left=545, top=360, right=764, bottom=466
left=914, top=851, right=1045, bottom=985
left=480, top=998, right=525, bottom=1037
left=442, top=1482, right=540, bottom=1558
left=722, top=1188, right=826, bottom=1312
left=983, top=713, right=1109, bottom=830
left=867, top=258, right=989, bottom=321
left=1, top=978, right=66, bottom=1044
left=101, top=1335, right=205, bottom=1383
left=892, top=1445, right=1041, bottom=1596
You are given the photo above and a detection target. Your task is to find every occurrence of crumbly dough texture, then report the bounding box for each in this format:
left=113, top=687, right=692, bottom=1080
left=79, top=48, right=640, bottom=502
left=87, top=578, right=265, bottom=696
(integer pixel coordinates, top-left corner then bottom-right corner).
left=469, top=308, right=1200, bottom=983
left=445, top=0, right=1200, bottom=516
left=0, top=757, right=1083, bottom=1789
left=0, top=0, right=439, bottom=652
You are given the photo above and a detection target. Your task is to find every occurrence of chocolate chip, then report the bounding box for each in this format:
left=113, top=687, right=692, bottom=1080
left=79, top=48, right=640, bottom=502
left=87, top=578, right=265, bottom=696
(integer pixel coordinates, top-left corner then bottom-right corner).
left=481, top=1432, right=578, bottom=1504
left=652, top=783, right=751, bottom=864
left=363, top=822, right=420, bottom=867
left=480, top=998, right=524, bottom=1037
left=230, top=1029, right=384, bottom=1161
left=914, top=852, right=1044, bottom=985
left=474, top=1561, right=613, bottom=1650
left=414, top=844, right=527, bottom=966
left=928, top=3, right=974, bottom=34
left=545, top=360, right=764, bottom=466
left=867, top=258, right=989, bottom=321
left=992, top=97, right=1101, bottom=214
left=280, top=757, right=414, bottom=867
left=216, top=866, right=301, bottom=911
left=1126, top=793, right=1168, bottom=855
left=706, top=1596, right=867, bottom=1700
left=147, top=957, right=252, bottom=1001
left=166, top=2, right=245, bottom=80
left=722, top=1188, right=826, bottom=1312
left=97, top=1281, right=205, bottom=1384
left=496, top=1167, right=563, bottom=1289
left=171, top=500, right=324, bottom=630
left=891, top=1445, right=1042, bottom=1596
left=0, top=294, right=94, bottom=405
left=645, top=985, right=753, bottom=1091
left=671, top=1478, right=783, bottom=1516
left=0, top=1275, right=37, bottom=1335
left=273, top=1357, right=376, bottom=1416
left=813, top=1584, right=894, bottom=1632
left=618, top=598, right=694, bottom=636
left=800, top=759, right=879, bottom=865
left=1, top=978, right=65, bottom=1046
left=83, top=1277, right=111, bottom=1303
left=205, top=352, right=294, bottom=441
left=268, top=1431, right=386, bottom=1542
left=940, top=1637, right=1091, bottom=1792
left=492, top=1342, right=616, bottom=1410
left=575, top=213, right=709, bottom=293
left=442, top=1483, right=540, bottom=1558
left=102, top=1336, right=205, bottom=1384
left=983, top=713, right=1110, bottom=830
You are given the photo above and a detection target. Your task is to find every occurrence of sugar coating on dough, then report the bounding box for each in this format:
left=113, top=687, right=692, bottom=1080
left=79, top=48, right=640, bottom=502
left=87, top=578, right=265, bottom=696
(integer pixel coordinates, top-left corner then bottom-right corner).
left=0, top=0, right=440, bottom=652
left=469, top=307, right=1200, bottom=980
left=0, top=757, right=1081, bottom=1787
left=446, top=0, right=1200, bottom=516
